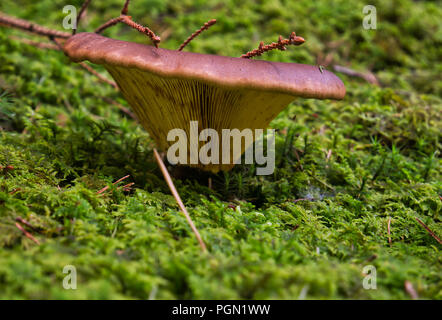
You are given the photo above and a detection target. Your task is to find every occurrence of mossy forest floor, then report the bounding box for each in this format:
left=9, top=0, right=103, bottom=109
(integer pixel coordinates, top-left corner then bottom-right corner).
left=0, top=0, right=440, bottom=299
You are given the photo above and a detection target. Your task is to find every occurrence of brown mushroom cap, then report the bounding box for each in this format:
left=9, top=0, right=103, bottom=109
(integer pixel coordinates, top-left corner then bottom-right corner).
left=63, top=32, right=346, bottom=172
left=64, top=33, right=345, bottom=99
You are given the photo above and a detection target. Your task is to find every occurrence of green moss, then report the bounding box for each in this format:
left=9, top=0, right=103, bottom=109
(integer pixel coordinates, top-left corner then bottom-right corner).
left=0, top=0, right=440, bottom=299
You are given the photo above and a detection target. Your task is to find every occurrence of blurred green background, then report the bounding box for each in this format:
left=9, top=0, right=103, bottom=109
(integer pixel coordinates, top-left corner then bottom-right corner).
left=0, top=0, right=440, bottom=299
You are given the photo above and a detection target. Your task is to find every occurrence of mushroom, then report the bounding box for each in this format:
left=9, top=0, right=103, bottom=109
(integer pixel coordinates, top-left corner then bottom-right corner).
left=63, top=32, right=345, bottom=172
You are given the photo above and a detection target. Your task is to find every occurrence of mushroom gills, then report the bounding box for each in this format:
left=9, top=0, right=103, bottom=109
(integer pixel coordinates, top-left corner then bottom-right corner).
left=106, top=65, right=295, bottom=172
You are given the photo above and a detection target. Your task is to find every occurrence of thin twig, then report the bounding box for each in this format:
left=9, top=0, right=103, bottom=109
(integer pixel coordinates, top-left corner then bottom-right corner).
left=293, top=149, right=303, bottom=170
left=0, top=165, right=14, bottom=172
left=311, top=175, right=335, bottom=191
left=9, top=188, right=21, bottom=195
left=333, top=65, right=379, bottom=85
left=15, top=222, right=40, bottom=245
left=51, top=37, right=118, bottom=89
left=153, top=148, right=207, bottom=252
left=387, top=217, right=392, bottom=244
left=325, top=149, right=332, bottom=162
left=10, top=36, right=60, bottom=50
left=0, top=12, right=70, bottom=39
left=404, top=281, right=419, bottom=300
left=118, top=182, right=134, bottom=192
left=73, top=0, right=92, bottom=35
left=366, top=254, right=377, bottom=262
left=241, top=32, right=305, bottom=59
left=94, top=17, right=124, bottom=33
left=293, top=198, right=313, bottom=203
left=0, top=14, right=119, bottom=90
left=0, top=8, right=148, bottom=88
left=120, top=16, right=161, bottom=47
left=78, top=62, right=118, bottom=89
left=121, top=0, right=130, bottom=15
left=101, top=97, right=137, bottom=120
left=97, top=174, right=130, bottom=194
left=15, top=217, right=38, bottom=231
left=178, top=19, right=216, bottom=51
left=415, top=217, right=442, bottom=244
left=94, top=1, right=160, bottom=47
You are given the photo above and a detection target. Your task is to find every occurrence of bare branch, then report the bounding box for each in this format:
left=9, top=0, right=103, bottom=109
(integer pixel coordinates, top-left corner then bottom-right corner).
left=95, top=16, right=124, bottom=34
left=15, top=222, right=40, bottom=245
left=0, top=11, right=71, bottom=39
left=101, top=97, right=137, bottom=120
left=119, top=16, right=160, bottom=47
left=78, top=62, right=119, bottom=89
left=387, top=217, right=392, bottom=244
left=10, top=36, right=60, bottom=50
left=73, top=0, right=92, bottom=35
left=153, top=149, right=207, bottom=252
left=94, top=1, right=160, bottom=48
left=15, top=217, right=39, bottom=231
left=0, top=13, right=118, bottom=89
left=333, top=65, right=379, bottom=85
left=178, top=19, right=216, bottom=51
left=241, top=32, right=305, bottom=59
left=404, top=281, right=419, bottom=300
left=121, top=0, right=130, bottom=15
left=51, top=37, right=118, bottom=89
left=97, top=174, right=130, bottom=194
left=415, top=217, right=442, bottom=245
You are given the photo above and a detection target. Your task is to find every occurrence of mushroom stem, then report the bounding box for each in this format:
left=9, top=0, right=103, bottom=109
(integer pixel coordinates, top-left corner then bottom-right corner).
left=178, top=19, right=217, bottom=51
